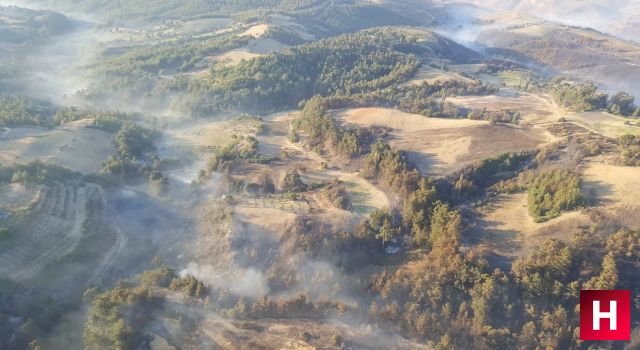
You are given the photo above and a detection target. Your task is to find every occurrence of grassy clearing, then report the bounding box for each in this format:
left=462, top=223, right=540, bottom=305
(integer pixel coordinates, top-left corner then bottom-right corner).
left=302, top=168, right=390, bottom=214
left=335, top=106, right=550, bottom=177
left=447, top=90, right=555, bottom=117
left=240, top=24, right=269, bottom=38
left=0, top=120, right=115, bottom=174
left=211, top=49, right=263, bottom=66
left=391, top=122, right=548, bottom=176
left=473, top=193, right=591, bottom=258
left=168, top=117, right=263, bottom=151
left=235, top=205, right=300, bottom=236
left=581, top=161, right=640, bottom=208
left=337, top=172, right=390, bottom=214
left=335, top=107, right=484, bottom=131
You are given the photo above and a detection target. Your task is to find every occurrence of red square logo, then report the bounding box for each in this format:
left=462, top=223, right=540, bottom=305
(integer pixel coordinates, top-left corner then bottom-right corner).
left=580, top=290, right=631, bottom=341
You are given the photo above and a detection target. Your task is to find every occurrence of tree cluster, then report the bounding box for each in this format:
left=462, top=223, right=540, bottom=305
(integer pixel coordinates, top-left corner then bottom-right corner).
left=0, top=94, right=56, bottom=128
left=550, top=80, right=608, bottom=112
left=0, top=161, right=80, bottom=185
left=528, top=169, right=584, bottom=222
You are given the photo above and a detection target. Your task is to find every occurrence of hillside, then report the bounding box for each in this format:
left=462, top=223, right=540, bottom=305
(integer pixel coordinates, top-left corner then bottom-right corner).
left=451, top=0, right=640, bottom=42
left=2, top=1, right=640, bottom=349
left=476, top=21, right=640, bottom=96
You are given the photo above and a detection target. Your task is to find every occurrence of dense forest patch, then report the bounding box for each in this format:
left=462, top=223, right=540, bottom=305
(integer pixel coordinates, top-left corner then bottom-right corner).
left=528, top=169, right=584, bottom=222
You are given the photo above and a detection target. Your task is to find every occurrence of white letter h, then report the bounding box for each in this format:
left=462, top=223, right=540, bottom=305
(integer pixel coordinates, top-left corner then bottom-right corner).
left=593, top=300, right=617, bottom=331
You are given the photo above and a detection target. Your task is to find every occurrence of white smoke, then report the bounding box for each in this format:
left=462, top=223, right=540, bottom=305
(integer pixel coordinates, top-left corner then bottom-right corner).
left=443, top=0, right=640, bottom=42
left=180, top=262, right=269, bottom=299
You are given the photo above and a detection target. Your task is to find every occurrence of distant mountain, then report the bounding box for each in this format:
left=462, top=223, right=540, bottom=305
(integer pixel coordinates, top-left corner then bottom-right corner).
left=446, top=0, right=640, bottom=42
left=476, top=21, right=640, bottom=96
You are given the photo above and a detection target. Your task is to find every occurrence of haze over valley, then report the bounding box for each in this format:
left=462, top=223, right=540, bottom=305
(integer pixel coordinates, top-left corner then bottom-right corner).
left=1, top=1, right=640, bottom=349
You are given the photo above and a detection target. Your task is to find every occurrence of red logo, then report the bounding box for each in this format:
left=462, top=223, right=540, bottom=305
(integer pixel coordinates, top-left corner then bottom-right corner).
left=580, top=290, right=631, bottom=341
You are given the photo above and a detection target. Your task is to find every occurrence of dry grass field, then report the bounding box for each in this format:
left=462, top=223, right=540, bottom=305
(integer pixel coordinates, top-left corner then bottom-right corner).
left=235, top=206, right=300, bottom=236
left=581, top=161, right=640, bottom=210
left=246, top=37, right=288, bottom=54
left=303, top=169, right=391, bottom=215
left=165, top=117, right=263, bottom=151
left=211, top=49, right=263, bottom=66
left=0, top=120, right=115, bottom=174
left=241, top=24, right=269, bottom=38
left=447, top=89, right=556, bottom=118
left=336, top=107, right=551, bottom=176
left=268, top=14, right=316, bottom=41
left=336, top=107, right=484, bottom=130
left=472, top=193, right=592, bottom=258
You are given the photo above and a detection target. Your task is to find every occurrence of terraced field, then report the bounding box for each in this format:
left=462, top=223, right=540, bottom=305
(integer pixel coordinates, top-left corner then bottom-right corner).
left=0, top=182, right=104, bottom=281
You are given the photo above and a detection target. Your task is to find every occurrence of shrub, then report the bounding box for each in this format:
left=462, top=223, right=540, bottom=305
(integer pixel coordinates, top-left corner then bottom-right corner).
left=322, top=179, right=352, bottom=210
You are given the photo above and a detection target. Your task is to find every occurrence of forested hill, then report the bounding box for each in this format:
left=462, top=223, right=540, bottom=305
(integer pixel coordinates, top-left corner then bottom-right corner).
left=0, top=5, right=72, bottom=43
left=30, top=0, right=423, bottom=31
left=180, top=27, right=480, bottom=116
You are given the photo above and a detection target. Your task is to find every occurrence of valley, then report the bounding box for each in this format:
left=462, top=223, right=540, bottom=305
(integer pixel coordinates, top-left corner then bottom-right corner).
left=0, top=1, right=639, bottom=349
